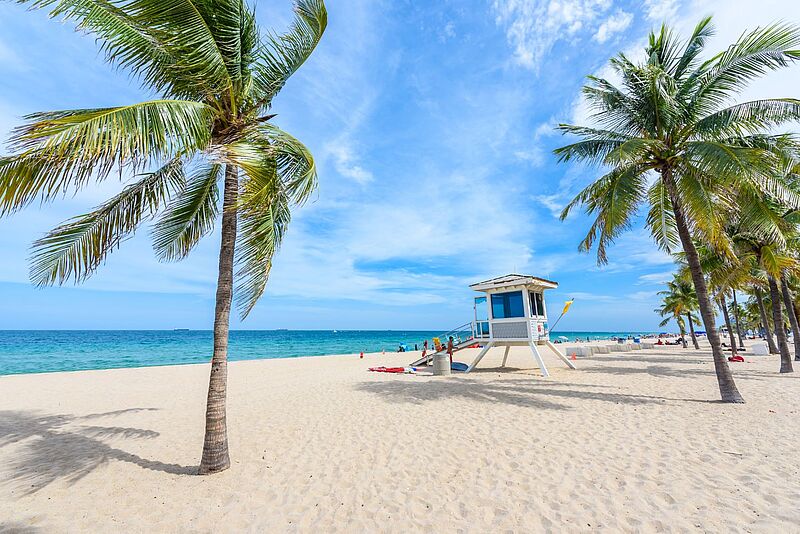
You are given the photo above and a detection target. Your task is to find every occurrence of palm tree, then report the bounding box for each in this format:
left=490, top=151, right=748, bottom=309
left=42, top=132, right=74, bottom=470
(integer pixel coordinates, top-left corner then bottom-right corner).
left=730, top=291, right=746, bottom=349
left=782, top=269, right=800, bottom=361
left=752, top=286, right=778, bottom=352
left=779, top=272, right=800, bottom=361
left=717, top=292, right=738, bottom=356
left=660, top=274, right=701, bottom=349
left=0, top=0, right=328, bottom=474
left=763, top=255, right=795, bottom=373
left=555, top=18, right=800, bottom=402
left=729, top=226, right=796, bottom=372
left=655, top=291, right=697, bottom=349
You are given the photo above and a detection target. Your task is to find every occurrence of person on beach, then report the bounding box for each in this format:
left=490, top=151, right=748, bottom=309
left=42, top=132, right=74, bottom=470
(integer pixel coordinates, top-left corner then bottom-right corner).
left=421, top=340, right=428, bottom=360
left=447, top=336, right=454, bottom=364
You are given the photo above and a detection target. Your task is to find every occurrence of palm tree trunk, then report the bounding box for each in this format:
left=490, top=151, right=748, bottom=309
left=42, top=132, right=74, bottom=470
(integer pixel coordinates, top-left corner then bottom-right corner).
left=755, top=286, right=778, bottom=354
left=686, top=313, right=700, bottom=350
left=662, top=169, right=743, bottom=402
left=678, top=319, right=688, bottom=348
left=731, top=291, right=745, bottom=349
left=767, top=276, right=793, bottom=374
left=780, top=274, right=800, bottom=362
left=720, top=295, right=737, bottom=356
left=199, top=165, right=238, bottom=474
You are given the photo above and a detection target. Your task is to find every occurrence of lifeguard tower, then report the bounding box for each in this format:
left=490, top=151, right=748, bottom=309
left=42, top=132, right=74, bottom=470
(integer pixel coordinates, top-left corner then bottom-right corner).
left=411, top=274, right=576, bottom=377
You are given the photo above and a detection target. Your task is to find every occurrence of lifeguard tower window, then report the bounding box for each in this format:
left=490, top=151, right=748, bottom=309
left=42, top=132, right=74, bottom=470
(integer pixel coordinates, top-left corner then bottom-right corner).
left=530, top=292, right=544, bottom=317
left=491, top=291, right=525, bottom=319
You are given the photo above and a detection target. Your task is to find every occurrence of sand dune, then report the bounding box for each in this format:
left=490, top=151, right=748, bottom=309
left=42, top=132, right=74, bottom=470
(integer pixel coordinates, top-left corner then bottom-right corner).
left=1, top=344, right=799, bottom=532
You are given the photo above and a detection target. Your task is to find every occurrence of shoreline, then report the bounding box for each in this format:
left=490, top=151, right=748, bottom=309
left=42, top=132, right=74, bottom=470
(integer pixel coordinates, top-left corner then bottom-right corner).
left=0, top=330, right=669, bottom=377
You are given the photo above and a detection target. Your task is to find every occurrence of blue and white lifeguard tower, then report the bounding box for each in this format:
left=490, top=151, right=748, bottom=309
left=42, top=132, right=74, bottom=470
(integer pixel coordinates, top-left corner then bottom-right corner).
left=411, top=274, right=576, bottom=377
left=467, top=274, right=576, bottom=377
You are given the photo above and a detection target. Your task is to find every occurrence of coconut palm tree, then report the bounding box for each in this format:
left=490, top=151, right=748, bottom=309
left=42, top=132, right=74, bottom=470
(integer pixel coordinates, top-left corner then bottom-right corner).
left=779, top=271, right=800, bottom=360
left=555, top=18, right=800, bottom=402
left=0, top=0, right=328, bottom=474
left=685, top=243, right=750, bottom=354
left=729, top=227, right=796, bottom=372
left=730, top=291, right=746, bottom=349
left=752, top=285, right=779, bottom=352
left=655, top=274, right=700, bottom=350
left=660, top=273, right=701, bottom=349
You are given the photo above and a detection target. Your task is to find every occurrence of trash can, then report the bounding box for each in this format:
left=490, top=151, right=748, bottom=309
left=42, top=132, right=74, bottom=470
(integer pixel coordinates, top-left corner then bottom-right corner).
left=432, top=353, right=451, bottom=376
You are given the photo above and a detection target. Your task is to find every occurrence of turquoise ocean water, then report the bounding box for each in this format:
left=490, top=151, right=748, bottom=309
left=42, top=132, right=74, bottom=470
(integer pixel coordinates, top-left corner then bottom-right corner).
left=0, top=330, right=655, bottom=376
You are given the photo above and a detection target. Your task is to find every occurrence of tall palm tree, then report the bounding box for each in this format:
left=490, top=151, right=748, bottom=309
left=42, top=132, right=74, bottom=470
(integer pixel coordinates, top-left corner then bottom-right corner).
left=655, top=291, right=697, bottom=349
left=555, top=18, right=800, bottom=402
left=782, top=269, right=800, bottom=361
left=0, top=0, right=328, bottom=474
left=779, top=271, right=800, bottom=361
left=717, top=292, right=738, bottom=356
left=730, top=291, right=746, bottom=349
left=729, top=224, right=796, bottom=372
left=753, top=285, right=778, bottom=352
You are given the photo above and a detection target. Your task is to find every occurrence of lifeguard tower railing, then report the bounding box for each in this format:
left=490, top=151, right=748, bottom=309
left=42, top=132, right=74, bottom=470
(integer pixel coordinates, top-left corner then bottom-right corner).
left=409, top=320, right=488, bottom=367
left=440, top=320, right=492, bottom=345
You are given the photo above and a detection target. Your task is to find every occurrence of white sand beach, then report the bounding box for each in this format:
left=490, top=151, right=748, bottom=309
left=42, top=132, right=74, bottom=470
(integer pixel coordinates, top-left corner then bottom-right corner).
left=1, top=344, right=799, bottom=532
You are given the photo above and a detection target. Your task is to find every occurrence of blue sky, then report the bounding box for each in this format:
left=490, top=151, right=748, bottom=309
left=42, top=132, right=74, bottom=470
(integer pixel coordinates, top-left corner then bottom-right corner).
left=1, top=0, right=798, bottom=331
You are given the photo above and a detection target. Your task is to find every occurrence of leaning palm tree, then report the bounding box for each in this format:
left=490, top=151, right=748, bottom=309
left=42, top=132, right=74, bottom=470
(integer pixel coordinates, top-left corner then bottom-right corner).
left=0, top=0, right=327, bottom=474
left=555, top=17, right=800, bottom=402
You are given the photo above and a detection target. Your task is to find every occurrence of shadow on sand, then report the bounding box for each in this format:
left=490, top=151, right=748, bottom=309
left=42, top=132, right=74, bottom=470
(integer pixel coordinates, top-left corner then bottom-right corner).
left=355, top=371, right=710, bottom=409
left=0, top=522, right=42, bottom=534
left=0, top=408, right=195, bottom=494
left=583, top=353, right=799, bottom=380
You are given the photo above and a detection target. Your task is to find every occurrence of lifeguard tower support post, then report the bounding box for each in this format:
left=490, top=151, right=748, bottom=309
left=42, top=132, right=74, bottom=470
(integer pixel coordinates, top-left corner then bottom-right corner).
left=467, top=274, right=576, bottom=377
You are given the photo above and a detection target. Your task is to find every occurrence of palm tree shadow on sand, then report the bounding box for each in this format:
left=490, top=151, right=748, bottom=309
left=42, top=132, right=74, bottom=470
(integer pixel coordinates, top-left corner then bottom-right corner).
left=0, top=408, right=195, bottom=495
left=355, top=372, right=712, bottom=409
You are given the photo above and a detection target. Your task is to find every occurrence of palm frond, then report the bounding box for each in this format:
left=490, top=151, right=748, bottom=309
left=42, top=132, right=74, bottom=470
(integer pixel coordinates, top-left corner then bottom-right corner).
left=0, top=100, right=213, bottom=215
left=252, top=0, right=327, bottom=107
left=20, top=0, right=238, bottom=99
left=29, top=157, right=185, bottom=285
left=227, top=124, right=317, bottom=205
left=646, top=178, right=679, bottom=253
left=235, top=187, right=291, bottom=318
left=694, top=98, right=800, bottom=138
left=152, top=163, right=221, bottom=261
left=560, top=165, right=647, bottom=264
left=674, top=16, right=714, bottom=79
left=692, top=22, right=800, bottom=113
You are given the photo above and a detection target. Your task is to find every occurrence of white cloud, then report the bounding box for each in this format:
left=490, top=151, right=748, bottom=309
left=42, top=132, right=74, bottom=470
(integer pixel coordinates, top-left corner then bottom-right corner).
left=492, top=0, right=614, bottom=70
left=637, top=270, right=676, bottom=285
left=533, top=193, right=567, bottom=218
left=594, top=10, right=633, bottom=43
left=265, top=168, right=538, bottom=304
left=643, top=0, right=680, bottom=22
left=324, top=138, right=374, bottom=185
left=441, top=21, right=456, bottom=41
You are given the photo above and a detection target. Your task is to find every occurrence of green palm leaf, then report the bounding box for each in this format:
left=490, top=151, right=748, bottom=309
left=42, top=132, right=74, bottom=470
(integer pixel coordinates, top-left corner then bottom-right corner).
left=29, top=157, right=185, bottom=285
left=152, top=163, right=221, bottom=261
left=252, top=0, right=327, bottom=106
left=0, top=100, right=213, bottom=214
left=692, top=22, right=800, bottom=114
left=235, top=188, right=291, bottom=318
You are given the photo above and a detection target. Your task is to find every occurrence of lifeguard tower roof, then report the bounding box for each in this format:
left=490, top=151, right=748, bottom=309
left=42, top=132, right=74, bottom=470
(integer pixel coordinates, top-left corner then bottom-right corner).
left=469, top=273, right=558, bottom=292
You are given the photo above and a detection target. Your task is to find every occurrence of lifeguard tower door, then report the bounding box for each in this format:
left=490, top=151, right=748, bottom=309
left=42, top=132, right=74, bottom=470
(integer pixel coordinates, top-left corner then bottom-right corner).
left=528, top=290, right=549, bottom=343
left=474, top=296, right=489, bottom=339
